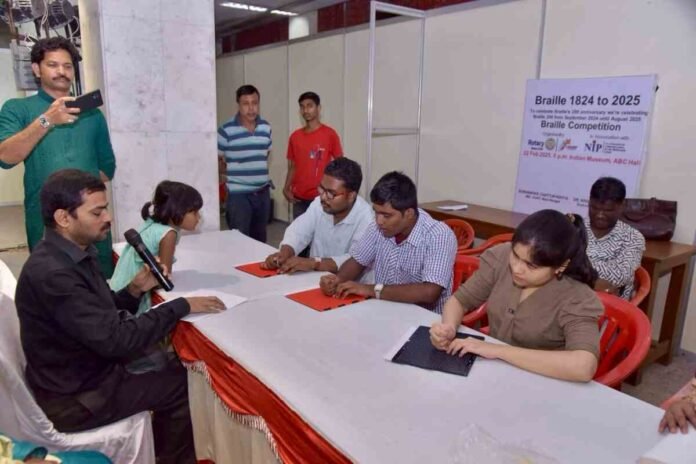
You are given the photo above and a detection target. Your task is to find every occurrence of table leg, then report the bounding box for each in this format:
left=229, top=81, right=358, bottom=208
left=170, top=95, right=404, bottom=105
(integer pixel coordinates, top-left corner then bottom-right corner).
left=639, top=262, right=660, bottom=319
left=673, top=255, right=696, bottom=358
left=658, top=263, right=688, bottom=365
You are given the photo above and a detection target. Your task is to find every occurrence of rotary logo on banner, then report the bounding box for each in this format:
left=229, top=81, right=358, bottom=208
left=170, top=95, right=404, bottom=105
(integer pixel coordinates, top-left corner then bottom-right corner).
left=513, top=75, right=657, bottom=215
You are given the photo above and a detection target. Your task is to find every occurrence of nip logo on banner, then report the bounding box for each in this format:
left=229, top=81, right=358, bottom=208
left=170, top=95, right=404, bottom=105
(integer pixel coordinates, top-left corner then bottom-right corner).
left=544, top=138, right=557, bottom=151
left=585, top=140, right=603, bottom=152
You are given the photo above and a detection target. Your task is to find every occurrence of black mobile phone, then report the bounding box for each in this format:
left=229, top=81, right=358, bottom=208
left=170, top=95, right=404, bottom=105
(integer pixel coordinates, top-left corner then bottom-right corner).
left=65, top=89, right=103, bottom=111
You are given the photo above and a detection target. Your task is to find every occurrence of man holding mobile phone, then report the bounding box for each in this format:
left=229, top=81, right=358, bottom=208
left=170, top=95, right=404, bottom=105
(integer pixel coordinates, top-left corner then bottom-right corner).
left=0, top=37, right=116, bottom=277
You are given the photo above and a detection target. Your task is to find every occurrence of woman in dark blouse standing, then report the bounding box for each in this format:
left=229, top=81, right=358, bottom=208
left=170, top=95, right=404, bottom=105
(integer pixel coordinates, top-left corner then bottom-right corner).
left=431, top=209, right=603, bottom=382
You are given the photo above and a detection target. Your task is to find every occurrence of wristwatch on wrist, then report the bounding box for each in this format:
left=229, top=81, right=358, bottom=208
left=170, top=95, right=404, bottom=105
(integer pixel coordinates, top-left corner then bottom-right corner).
left=314, top=256, right=321, bottom=271
left=374, top=283, right=384, bottom=299
left=38, top=114, right=52, bottom=129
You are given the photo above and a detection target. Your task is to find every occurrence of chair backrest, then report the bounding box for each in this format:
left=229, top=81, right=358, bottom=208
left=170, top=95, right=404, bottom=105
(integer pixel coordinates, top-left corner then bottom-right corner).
left=629, top=266, right=651, bottom=307
left=0, top=261, right=23, bottom=371
left=0, top=258, right=17, bottom=301
left=452, top=255, right=480, bottom=290
left=593, top=292, right=652, bottom=389
left=458, top=233, right=513, bottom=256
left=0, top=261, right=156, bottom=463
left=461, top=303, right=488, bottom=330
left=0, top=288, right=62, bottom=439
left=443, top=219, right=475, bottom=251
left=0, top=260, right=65, bottom=442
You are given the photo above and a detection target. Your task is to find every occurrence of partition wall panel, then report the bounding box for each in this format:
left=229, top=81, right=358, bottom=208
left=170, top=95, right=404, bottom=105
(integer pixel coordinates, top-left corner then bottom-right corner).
left=418, top=0, right=543, bottom=208
left=288, top=34, right=345, bottom=140
left=244, top=47, right=290, bottom=221
left=216, top=55, right=245, bottom=126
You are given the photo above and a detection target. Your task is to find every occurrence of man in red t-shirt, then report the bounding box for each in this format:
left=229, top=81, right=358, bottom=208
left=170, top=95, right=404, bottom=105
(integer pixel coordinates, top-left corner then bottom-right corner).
left=284, top=92, right=343, bottom=219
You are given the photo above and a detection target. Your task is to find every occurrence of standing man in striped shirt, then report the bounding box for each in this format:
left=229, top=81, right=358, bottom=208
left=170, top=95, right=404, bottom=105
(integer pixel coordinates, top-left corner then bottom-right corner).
left=218, top=85, right=272, bottom=242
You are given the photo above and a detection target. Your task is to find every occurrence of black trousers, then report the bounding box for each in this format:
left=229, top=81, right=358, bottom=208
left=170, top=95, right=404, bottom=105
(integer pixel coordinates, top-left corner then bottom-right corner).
left=292, top=199, right=313, bottom=258
left=36, top=360, right=194, bottom=464
left=225, top=186, right=271, bottom=243
left=291, top=198, right=313, bottom=219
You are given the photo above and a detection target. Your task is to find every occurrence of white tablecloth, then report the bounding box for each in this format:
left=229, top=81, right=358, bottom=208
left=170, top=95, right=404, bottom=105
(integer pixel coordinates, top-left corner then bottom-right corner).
left=122, top=230, right=667, bottom=463
left=192, top=295, right=664, bottom=463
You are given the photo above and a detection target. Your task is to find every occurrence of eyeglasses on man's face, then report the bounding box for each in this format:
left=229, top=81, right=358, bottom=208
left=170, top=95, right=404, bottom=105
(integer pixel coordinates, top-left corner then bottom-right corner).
left=317, top=185, right=347, bottom=201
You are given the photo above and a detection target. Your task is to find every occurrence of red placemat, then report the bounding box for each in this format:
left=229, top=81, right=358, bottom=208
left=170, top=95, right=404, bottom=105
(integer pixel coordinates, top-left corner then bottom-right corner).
left=236, top=262, right=279, bottom=278
left=286, top=287, right=366, bottom=312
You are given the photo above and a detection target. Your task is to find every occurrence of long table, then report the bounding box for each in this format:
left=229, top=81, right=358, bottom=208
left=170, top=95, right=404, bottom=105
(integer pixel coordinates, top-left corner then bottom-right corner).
left=423, top=200, right=696, bottom=382
left=141, top=230, right=668, bottom=463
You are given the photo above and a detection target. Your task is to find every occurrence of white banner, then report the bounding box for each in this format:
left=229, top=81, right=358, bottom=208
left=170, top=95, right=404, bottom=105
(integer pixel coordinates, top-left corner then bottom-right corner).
left=513, top=75, right=657, bottom=215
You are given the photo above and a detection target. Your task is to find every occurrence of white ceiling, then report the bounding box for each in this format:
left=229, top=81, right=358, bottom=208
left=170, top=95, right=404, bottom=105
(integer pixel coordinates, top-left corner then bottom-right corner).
left=214, top=0, right=345, bottom=33
left=215, top=1, right=298, bottom=25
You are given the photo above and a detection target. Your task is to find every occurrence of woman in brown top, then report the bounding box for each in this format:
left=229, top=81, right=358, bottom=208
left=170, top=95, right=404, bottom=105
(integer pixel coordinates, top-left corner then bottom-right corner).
left=430, top=209, right=603, bottom=382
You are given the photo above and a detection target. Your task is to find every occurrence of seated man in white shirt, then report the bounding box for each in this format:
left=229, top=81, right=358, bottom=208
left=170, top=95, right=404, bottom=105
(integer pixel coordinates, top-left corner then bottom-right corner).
left=263, top=157, right=374, bottom=275
left=586, top=176, right=645, bottom=299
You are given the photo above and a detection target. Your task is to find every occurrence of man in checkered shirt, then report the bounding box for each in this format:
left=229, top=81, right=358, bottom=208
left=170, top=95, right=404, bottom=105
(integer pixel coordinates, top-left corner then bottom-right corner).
left=320, top=171, right=457, bottom=313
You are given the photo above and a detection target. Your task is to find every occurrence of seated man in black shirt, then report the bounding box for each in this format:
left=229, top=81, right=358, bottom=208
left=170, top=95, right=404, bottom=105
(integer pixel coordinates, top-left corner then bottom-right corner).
left=15, top=169, right=225, bottom=464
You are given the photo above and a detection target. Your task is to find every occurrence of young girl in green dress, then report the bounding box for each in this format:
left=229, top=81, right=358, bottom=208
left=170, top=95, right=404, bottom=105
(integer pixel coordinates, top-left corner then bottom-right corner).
left=110, top=181, right=203, bottom=372
left=111, top=181, right=203, bottom=313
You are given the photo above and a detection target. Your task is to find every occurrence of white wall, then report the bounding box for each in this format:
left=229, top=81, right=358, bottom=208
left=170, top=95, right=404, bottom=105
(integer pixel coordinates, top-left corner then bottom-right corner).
left=215, top=0, right=696, bottom=351
left=81, top=0, right=220, bottom=238
left=0, top=49, right=25, bottom=206
left=216, top=55, right=244, bottom=126
left=419, top=0, right=543, bottom=207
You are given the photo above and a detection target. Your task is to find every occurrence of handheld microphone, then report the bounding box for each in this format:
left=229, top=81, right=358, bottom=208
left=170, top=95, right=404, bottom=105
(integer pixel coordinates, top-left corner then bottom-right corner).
left=124, top=229, right=174, bottom=291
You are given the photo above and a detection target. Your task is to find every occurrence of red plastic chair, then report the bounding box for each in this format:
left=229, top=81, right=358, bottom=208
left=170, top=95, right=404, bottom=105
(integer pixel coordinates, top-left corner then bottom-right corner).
left=219, top=182, right=228, bottom=205
left=443, top=219, right=475, bottom=252
left=459, top=293, right=650, bottom=386
left=462, top=303, right=488, bottom=330
left=452, top=255, right=480, bottom=290
left=451, top=256, right=489, bottom=329
left=458, top=233, right=513, bottom=256
left=629, top=266, right=651, bottom=307
left=593, top=292, right=652, bottom=389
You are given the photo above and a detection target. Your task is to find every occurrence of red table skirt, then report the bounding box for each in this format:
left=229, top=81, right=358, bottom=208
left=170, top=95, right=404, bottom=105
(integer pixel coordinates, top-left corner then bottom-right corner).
left=173, top=322, right=352, bottom=464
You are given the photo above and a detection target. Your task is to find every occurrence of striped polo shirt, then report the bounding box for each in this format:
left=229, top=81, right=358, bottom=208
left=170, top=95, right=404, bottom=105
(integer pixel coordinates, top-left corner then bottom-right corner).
left=217, top=114, right=272, bottom=193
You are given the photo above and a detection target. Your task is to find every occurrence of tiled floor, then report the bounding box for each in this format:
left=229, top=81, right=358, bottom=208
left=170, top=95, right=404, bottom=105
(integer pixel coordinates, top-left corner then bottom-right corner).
left=1, top=207, right=693, bottom=409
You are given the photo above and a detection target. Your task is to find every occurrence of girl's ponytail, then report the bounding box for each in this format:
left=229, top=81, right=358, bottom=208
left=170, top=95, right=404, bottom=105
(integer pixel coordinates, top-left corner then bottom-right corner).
left=141, top=201, right=153, bottom=220
left=564, top=214, right=598, bottom=287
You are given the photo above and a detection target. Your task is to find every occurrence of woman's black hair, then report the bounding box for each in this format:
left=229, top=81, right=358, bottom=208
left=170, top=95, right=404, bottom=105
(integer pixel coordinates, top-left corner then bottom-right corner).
left=141, top=181, right=203, bottom=226
left=512, top=209, right=598, bottom=287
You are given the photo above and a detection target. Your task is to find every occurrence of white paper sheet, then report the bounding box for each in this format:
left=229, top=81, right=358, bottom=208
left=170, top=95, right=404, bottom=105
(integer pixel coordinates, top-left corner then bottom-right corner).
left=639, top=428, right=696, bottom=464
left=437, top=204, right=469, bottom=211
left=181, top=289, right=247, bottom=322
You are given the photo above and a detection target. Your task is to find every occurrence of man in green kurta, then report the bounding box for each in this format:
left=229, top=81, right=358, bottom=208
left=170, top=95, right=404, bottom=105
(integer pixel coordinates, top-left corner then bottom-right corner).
left=0, top=37, right=116, bottom=277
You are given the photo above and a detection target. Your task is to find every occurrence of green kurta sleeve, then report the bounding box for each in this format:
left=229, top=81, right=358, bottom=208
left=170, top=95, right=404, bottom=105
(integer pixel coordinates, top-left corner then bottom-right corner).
left=0, top=98, right=28, bottom=169
left=95, top=110, right=116, bottom=179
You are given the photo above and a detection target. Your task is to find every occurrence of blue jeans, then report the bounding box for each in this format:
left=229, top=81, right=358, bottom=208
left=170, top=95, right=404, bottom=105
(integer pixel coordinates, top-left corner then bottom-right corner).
left=225, top=186, right=270, bottom=243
